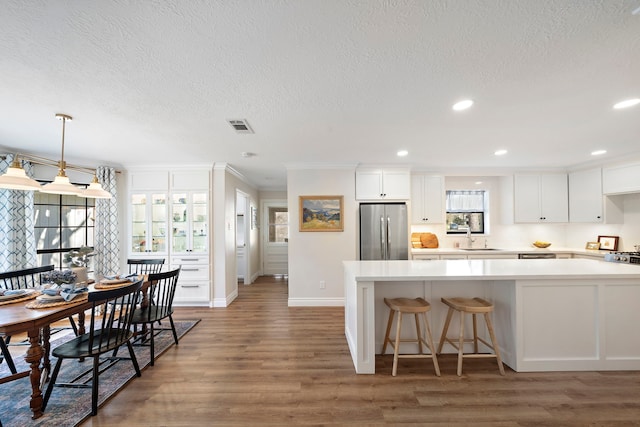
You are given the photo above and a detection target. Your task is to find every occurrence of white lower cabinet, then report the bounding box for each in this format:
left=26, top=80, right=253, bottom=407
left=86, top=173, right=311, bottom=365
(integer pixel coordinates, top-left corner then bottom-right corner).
left=171, top=255, right=210, bottom=303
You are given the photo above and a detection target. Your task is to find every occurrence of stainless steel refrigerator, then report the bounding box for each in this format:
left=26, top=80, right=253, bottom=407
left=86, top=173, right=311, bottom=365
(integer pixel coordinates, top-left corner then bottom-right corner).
left=359, top=203, right=408, bottom=260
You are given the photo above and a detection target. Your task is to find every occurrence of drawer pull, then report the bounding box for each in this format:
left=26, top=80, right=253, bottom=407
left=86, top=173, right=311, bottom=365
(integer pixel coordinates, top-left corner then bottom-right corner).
left=181, top=268, right=200, bottom=272
left=179, top=258, right=199, bottom=262
left=180, top=285, right=200, bottom=288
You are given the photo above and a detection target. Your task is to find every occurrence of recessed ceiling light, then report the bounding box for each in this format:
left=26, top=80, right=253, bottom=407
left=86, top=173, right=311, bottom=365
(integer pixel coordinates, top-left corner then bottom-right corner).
left=613, top=98, right=640, bottom=109
left=241, top=152, right=256, bottom=158
left=397, top=150, right=408, bottom=157
left=475, top=181, right=483, bottom=185
left=591, top=150, right=607, bottom=156
left=494, top=149, right=507, bottom=156
left=452, top=100, right=474, bottom=111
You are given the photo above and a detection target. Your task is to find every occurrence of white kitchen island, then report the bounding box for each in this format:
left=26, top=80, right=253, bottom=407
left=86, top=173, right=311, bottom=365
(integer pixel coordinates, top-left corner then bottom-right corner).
left=343, top=259, right=640, bottom=374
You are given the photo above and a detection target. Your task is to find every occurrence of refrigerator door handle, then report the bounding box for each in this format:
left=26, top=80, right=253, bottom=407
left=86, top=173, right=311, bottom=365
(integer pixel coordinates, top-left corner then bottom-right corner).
left=380, top=216, right=386, bottom=260
left=386, top=216, right=391, bottom=259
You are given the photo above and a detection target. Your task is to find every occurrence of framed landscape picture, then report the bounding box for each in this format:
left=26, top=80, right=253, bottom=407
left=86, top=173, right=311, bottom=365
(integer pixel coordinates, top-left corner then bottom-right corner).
left=299, top=195, right=344, bottom=232
left=597, top=235, right=619, bottom=251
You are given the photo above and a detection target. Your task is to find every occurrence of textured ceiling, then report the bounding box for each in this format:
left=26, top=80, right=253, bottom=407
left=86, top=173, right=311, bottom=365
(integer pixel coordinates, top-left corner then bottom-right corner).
left=1, top=0, right=639, bottom=190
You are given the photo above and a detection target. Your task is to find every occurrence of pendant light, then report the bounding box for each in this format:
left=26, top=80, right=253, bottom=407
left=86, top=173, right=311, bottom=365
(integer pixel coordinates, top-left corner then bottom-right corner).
left=40, top=114, right=84, bottom=196
left=81, top=174, right=113, bottom=199
left=0, top=156, right=42, bottom=191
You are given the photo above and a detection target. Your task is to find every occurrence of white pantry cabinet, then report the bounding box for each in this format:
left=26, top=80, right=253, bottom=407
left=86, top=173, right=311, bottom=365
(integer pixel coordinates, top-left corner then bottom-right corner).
left=514, top=174, right=568, bottom=223
left=569, top=168, right=623, bottom=224
left=410, top=175, right=444, bottom=224
left=355, top=168, right=410, bottom=200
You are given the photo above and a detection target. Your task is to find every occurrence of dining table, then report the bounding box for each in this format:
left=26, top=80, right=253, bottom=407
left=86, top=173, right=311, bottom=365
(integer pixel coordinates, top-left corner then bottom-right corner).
left=0, top=275, right=149, bottom=420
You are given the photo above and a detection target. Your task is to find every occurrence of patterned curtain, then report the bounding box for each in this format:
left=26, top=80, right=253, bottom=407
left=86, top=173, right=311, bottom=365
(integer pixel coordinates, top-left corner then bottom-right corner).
left=94, top=166, right=120, bottom=276
left=0, top=154, right=38, bottom=271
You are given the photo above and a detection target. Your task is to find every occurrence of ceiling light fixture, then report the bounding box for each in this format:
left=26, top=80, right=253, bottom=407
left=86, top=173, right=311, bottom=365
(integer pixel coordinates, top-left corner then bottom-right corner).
left=591, top=150, right=607, bottom=156
left=452, top=99, right=474, bottom=111
left=397, top=150, right=408, bottom=157
left=40, top=114, right=84, bottom=196
left=0, top=113, right=113, bottom=198
left=613, top=98, right=640, bottom=109
left=494, top=149, right=508, bottom=156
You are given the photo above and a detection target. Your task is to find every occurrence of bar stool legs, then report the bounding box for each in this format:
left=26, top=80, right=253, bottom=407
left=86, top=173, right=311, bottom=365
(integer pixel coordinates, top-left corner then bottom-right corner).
left=381, top=297, right=440, bottom=376
left=437, top=297, right=505, bottom=376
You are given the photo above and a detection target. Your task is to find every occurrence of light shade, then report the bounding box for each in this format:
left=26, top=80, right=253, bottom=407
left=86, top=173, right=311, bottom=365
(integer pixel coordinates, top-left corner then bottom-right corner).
left=40, top=174, right=84, bottom=196
left=0, top=162, right=42, bottom=191
left=81, top=176, right=112, bottom=199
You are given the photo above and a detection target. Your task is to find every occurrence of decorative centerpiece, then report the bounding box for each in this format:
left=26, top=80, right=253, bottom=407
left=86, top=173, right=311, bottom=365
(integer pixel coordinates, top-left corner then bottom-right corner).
left=63, top=246, right=94, bottom=283
left=41, top=269, right=77, bottom=286
left=532, top=241, right=551, bottom=248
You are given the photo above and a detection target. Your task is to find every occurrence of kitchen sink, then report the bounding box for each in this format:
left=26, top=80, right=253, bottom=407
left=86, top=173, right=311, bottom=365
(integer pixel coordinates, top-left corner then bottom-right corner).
left=460, top=248, right=502, bottom=251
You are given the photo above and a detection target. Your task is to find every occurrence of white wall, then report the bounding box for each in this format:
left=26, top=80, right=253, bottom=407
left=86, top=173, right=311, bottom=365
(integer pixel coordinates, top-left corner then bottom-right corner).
left=287, top=167, right=357, bottom=306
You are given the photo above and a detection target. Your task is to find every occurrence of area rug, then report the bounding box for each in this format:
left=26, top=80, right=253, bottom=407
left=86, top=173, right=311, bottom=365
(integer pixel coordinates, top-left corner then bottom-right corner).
left=0, top=319, right=200, bottom=427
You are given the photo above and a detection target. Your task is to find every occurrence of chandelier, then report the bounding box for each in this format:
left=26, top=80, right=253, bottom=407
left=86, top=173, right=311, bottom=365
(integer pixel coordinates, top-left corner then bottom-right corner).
left=0, top=113, right=112, bottom=198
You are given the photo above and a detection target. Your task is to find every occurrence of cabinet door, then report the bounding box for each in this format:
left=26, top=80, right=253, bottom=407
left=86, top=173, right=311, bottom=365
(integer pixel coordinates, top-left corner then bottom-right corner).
left=411, top=175, right=444, bottom=223
left=540, top=174, right=568, bottom=222
left=130, top=192, right=168, bottom=254
left=382, top=169, right=410, bottom=200
left=171, top=192, right=208, bottom=253
left=355, top=170, right=383, bottom=200
left=514, top=175, right=541, bottom=222
left=569, top=169, right=603, bottom=223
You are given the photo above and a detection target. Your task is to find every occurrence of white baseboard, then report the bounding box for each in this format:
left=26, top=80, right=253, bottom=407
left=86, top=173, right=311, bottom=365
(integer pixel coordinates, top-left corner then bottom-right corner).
left=288, top=297, right=344, bottom=307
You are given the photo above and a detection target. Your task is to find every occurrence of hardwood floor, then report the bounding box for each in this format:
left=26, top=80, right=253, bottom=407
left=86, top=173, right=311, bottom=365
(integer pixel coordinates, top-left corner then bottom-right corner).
left=75, top=275, right=640, bottom=426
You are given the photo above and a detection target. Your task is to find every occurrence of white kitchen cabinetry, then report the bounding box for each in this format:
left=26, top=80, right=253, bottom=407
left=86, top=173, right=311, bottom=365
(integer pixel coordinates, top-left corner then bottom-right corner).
left=410, top=175, right=444, bottom=224
left=171, top=255, right=209, bottom=303
left=603, top=162, right=640, bottom=195
left=356, top=168, right=410, bottom=200
left=129, top=169, right=211, bottom=304
left=514, top=174, right=568, bottom=223
left=569, top=168, right=623, bottom=224
left=412, top=254, right=440, bottom=260
left=467, top=254, right=519, bottom=259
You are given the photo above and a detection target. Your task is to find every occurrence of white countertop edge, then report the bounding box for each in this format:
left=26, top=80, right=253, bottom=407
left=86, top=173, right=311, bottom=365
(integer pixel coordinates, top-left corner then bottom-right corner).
left=410, top=247, right=606, bottom=256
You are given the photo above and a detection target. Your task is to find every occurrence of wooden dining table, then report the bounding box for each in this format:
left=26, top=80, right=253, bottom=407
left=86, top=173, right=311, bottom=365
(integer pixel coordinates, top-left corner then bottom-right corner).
left=0, top=276, right=149, bottom=420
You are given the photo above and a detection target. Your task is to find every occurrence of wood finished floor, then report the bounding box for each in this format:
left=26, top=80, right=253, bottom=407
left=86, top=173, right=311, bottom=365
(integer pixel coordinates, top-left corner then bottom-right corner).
left=74, top=276, right=640, bottom=426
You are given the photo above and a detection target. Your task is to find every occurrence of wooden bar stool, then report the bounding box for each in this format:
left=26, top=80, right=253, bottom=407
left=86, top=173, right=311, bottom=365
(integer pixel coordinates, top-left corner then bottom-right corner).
left=381, top=297, right=440, bottom=376
left=437, top=297, right=505, bottom=376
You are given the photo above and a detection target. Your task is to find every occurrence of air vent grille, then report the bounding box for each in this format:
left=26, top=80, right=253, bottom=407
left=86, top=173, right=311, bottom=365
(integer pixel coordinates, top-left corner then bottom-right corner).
left=227, top=119, right=254, bottom=134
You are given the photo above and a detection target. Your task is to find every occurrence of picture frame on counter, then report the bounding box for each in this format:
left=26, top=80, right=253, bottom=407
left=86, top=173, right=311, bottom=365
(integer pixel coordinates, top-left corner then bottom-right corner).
left=585, top=241, right=601, bottom=250
left=597, top=235, right=619, bottom=251
left=299, top=195, right=344, bottom=232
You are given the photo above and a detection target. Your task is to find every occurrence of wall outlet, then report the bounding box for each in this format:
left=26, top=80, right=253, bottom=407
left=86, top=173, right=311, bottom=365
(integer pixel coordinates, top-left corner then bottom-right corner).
left=319, top=280, right=326, bottom=289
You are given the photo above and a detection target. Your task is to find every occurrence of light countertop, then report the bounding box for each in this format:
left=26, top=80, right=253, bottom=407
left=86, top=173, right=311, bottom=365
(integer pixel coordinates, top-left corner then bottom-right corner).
left=411, top=246, right=606, bottom=257
left=343, top=258, right=640, bottom=281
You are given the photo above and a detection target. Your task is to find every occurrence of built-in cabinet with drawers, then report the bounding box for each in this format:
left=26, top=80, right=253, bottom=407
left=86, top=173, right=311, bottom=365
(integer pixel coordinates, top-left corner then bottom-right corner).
left=410, top=174, right=444, bottom=224
left=355, top=168, right=410, bottom=200
left=514, top=174, right=568, bottom=223
left=129, top=169, right=211, bottom=304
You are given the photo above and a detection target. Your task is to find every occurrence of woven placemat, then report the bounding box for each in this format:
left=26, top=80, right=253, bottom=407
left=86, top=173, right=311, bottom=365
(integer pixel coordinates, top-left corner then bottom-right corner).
left=94, top=280, right=134, bottom=290
left=25, top=293, right=89, bottom=309
left=0, top=290, right=41, bottom=306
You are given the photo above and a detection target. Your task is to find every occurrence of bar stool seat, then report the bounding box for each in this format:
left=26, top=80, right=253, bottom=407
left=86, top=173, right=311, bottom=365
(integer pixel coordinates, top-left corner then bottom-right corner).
left=437, top=297, right=505, bottom=376
left=381, top=297, right=440, bottom=376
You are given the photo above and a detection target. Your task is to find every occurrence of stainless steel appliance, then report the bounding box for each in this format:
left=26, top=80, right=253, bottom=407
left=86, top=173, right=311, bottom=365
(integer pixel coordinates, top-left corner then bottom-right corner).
left=518, top=253, right=557, bottom=259
left=604, top=252, right=640, bottom=265
left=359, top=203, right=408, bottom=260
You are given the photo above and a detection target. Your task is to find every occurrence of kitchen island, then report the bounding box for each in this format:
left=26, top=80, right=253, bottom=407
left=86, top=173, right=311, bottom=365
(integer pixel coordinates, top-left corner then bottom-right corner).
left=343, top=259, right=640, bottom=374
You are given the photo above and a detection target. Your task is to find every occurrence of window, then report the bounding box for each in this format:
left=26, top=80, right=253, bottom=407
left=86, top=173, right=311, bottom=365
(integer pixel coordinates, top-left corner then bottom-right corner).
left=34, top=191, right=95, bottom=269
left=267, top=206, right=289, bottom=243
left=446, top=190, right=487, bottom=234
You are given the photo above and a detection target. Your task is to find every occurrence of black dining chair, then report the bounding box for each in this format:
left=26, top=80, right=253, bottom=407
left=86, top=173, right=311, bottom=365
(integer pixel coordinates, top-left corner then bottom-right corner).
left=42, top=279, right=143, bottom=416
left=0, top=265, right=55, bottom=378
left=129, top=267, right=181, bottom=366
left=127, top=258, right=165, bottom=275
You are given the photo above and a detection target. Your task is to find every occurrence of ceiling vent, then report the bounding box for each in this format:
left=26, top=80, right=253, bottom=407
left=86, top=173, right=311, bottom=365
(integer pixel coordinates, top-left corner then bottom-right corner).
left=227, top=119, right=254, bottom=134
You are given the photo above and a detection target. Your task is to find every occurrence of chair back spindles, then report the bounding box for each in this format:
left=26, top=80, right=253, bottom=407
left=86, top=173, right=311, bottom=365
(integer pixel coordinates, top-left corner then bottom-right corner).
left=0, top=265, right=54, bottom=290
left=127, top=259, right=165, bottom=276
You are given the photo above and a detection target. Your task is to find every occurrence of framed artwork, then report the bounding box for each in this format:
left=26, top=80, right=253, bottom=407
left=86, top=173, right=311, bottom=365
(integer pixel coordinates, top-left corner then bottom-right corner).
left=597, top=235, right=619, bottom=251
left=585, top=241, right=601, bottom=250
left=299, top=195, right=344, bottom=232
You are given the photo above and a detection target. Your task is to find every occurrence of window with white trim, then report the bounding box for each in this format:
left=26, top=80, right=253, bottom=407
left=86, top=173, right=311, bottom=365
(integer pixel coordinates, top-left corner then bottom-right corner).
left=446, top=190, right=487, bottom=234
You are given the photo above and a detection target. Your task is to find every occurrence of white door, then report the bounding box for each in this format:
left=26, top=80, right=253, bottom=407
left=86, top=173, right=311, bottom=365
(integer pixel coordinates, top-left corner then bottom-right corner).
left=261, top=200, right=288, bottom=276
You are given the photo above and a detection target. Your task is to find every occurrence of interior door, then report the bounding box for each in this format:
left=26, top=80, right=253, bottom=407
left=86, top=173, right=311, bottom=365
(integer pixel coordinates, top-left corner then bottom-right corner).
left=261, top=200, right=288, bottom=276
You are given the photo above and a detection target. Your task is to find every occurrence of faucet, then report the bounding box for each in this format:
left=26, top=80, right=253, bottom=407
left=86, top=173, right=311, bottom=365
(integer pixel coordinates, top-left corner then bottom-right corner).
left=465, top=226, right=476, bottom=248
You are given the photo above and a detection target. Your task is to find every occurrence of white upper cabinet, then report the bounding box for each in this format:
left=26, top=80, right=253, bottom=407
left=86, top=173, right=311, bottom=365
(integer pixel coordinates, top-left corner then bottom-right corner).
left=171, top=170, right=209, bottom=191
left=514, top=174, right=568, bottom=223
left=410, top=175, right=444, bottom=224
left=603, top=162, right=640, bottom=195
left=355, top=168, right=410, bottom=200
left=569, top=168, right=624, bottom=224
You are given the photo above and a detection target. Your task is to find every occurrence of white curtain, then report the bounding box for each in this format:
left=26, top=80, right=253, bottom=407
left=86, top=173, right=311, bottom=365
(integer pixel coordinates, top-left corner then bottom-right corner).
left=446, top=190, right=485, bottom=212
left=0, top=154, right=38, bottom=271
left=94, top=166, right=120, bottom=276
